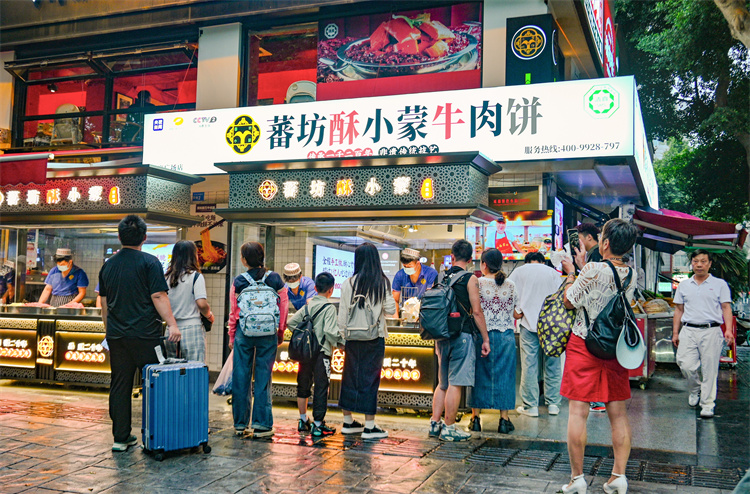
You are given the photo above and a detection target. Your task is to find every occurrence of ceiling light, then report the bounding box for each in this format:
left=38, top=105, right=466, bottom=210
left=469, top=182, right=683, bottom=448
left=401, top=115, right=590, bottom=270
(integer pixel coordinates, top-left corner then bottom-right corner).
left=47, top=83, right=58, bottom=93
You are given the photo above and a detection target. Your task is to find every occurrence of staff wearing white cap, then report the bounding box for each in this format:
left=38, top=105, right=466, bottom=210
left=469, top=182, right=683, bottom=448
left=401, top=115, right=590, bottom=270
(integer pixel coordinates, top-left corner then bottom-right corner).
left=392, top=248, right=438, bottom=316
left=38, top=248, right=89, bottom=306
left=283, top=263, right=316, bottom=311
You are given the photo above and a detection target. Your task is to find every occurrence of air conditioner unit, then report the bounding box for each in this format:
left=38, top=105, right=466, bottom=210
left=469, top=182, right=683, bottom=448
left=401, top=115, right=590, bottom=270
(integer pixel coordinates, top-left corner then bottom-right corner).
left=360, top=225, right=407, bottom=239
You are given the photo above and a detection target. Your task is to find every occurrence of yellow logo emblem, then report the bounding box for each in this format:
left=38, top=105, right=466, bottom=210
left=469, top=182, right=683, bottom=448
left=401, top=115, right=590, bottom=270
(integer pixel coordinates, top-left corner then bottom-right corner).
left=258, top=180, right=278, bottom=201
left=174, top=117, right=183, bottom=125
left=38, top=335, right=54, bottom=358
left=226, top=115, right=261, bottom=154
left=511, top=25, right=546, bottom=60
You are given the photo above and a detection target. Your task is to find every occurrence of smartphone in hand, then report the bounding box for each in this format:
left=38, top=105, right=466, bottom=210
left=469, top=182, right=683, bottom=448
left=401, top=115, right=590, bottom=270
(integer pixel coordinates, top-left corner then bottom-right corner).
left=567, top=228, right=580, bottom=254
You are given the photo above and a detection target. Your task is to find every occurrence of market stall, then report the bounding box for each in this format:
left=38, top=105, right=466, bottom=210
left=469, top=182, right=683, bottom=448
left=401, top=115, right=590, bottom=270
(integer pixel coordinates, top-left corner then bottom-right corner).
left=216, top=152, right=501, bottom=409
left=0, top=163, right=202, bottom=386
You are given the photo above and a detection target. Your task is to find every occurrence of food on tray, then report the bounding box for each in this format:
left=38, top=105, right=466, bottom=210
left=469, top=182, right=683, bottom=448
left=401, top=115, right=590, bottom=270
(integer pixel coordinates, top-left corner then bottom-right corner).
left=24, top=302, right=51, bottom=307
left=347, top=13, right=468, bottom=65
left=644, top=299, right=672, bottom=314
left=59, top=302, right=84, bottom=309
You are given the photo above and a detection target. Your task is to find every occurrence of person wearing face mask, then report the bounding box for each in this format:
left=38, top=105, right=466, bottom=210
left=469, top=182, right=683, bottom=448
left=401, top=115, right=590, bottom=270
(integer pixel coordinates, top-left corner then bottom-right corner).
left=392, top=248, right=438, bottom=316
left=38, top=248, right=89, bottom=307
left=283, top=263, right=316, bottom=311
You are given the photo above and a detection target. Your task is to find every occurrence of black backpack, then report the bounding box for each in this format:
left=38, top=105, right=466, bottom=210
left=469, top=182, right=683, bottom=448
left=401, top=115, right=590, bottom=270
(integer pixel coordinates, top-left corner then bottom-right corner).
left=584, top=261, right=636, bottom=360
left=289, top=304, right=332, bottom=364
left=419, top=270, right=471, bottom=341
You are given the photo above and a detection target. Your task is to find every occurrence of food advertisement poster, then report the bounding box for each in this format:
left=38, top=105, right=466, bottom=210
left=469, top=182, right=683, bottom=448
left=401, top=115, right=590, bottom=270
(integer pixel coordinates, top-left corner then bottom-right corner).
left=483, top=210, right=553, bottom=261
left=317, top=2, right=482, bottom=100
left=187, top=203, right=228, bottom=274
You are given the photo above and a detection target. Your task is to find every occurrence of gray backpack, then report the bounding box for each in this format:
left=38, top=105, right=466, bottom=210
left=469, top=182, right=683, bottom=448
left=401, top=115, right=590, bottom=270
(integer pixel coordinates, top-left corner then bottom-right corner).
left=343, top=279, right=381, bottom=341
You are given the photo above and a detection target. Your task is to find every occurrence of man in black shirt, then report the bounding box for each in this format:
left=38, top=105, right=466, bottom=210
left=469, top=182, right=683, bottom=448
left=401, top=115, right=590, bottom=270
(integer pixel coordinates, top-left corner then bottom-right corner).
left=99, top=215, right=180, bottom=452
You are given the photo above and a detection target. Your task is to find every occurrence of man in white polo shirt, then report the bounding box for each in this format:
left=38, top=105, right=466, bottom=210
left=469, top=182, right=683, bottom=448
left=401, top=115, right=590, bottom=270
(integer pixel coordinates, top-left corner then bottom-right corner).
left=672, top=249, right=734, bottom=418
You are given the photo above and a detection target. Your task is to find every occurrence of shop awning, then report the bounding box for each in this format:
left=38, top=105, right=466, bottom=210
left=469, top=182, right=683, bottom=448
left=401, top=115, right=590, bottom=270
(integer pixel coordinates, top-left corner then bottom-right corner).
left=0, top=153, right=51, bottom=186
left=633, top=208, right=747, bottom=253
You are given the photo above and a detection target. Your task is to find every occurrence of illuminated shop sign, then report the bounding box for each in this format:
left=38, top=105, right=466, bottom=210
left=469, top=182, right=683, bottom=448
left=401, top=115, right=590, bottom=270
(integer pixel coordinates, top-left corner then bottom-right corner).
left=0, top=330, right=36, bottom=368
left=583, top=0, right=616, bottom=77
left=144, top=77, right=638, bottom=175
left=55, top=332, right=110, bottom=373
left=0, top=186, right=120, bottom=208
left=37, top=335, right=54, bottom=365
left=272, top=342, right=434, bottom=394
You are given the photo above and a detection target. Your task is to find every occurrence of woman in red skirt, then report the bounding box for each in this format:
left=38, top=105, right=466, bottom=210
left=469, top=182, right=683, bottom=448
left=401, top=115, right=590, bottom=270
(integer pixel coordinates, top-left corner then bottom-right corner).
left=559, top=219, right=640, bottom=494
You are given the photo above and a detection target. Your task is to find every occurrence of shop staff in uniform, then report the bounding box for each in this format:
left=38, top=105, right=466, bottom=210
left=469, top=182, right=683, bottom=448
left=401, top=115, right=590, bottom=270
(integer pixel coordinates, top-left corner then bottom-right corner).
left=392, top=248, right=438, bottom=315
left=283, top=263, right=316, bottom=311
left=672, top=249, right=734, bottom=419
left=0, top=260, right=15, bottom=304
left=38, top=248, right=89, bottom=306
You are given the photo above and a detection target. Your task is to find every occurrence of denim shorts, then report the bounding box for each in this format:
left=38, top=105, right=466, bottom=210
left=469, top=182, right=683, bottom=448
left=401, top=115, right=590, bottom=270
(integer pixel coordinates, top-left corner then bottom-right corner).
left=436, top=332, right=475, bottom=390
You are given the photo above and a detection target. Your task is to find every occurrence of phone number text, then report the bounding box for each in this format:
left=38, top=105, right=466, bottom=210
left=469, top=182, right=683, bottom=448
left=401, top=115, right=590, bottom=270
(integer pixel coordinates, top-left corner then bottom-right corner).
left=524, top=142, right=621, bottom=155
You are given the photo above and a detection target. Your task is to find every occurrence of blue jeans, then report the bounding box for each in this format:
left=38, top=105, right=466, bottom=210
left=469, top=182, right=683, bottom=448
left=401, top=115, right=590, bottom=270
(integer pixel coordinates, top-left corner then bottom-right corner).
left=519, top=326, right=562, bottom=408
left=232, top=331, right=277, bottom=430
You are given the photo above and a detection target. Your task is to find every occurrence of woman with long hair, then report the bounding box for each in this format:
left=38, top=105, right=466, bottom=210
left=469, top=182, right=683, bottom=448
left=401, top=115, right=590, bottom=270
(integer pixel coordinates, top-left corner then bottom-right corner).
left=228, top=241, right=288, bottom=437
left=164, top=240, right=214, bottom=362
left=337, top=242, right=396, bottom=439
left=560, top=219, right=640, bottom=494
left=466, top=248, right=518, bottom=434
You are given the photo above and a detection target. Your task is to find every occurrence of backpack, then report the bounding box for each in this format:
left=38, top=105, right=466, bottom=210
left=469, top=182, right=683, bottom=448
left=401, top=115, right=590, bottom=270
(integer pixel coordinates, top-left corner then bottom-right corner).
left=537, top=280, right=576, bottom=357
left=583, top=261, right=635, bottom=360
left=343, top=279, right=381, bottom=341
left=289, top=303, right=332, bottom=363
left=419, top=270, right=470, bottom=341
left=237, top=271, right=280, bottom=338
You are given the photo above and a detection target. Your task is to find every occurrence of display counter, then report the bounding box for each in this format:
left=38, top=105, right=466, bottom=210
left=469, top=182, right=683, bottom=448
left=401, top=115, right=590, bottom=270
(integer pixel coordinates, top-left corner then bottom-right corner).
left=0, top=307, right=110, bottom=386
left=272, top=319, right=436, bottom=409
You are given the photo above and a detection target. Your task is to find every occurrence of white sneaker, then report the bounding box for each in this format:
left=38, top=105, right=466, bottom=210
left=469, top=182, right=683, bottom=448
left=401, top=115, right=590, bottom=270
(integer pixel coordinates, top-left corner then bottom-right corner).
left=700, top=408, right=714, bottom=418
left=516, top=406, right=539, bottom=417
left=688, top=393, right=699, bottom=407
left=548, top=404, right=560, bottom=415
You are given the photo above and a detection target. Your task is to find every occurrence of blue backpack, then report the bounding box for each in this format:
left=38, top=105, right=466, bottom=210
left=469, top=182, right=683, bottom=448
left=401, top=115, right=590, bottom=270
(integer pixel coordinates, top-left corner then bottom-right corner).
left=237, top=272, right=280, bottom=338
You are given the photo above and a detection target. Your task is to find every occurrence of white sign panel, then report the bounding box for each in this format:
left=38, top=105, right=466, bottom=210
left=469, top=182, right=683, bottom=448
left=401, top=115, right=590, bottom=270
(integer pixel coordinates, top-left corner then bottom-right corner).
left=633, top=93, right=659, bottom=209
left=143, top=77, right=636, bottom=175
left=313, top=245, right=354, bottom=299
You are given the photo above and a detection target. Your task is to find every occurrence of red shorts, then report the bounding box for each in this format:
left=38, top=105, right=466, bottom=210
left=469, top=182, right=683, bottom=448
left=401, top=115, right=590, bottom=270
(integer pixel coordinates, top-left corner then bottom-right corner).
left=561, top=334, right=631, bottom=403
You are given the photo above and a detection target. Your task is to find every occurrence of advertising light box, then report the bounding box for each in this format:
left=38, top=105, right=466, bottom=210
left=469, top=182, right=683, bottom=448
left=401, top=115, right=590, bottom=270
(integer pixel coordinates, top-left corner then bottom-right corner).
left=143, top=77, right=637, bottom=175
left=313, top=245, right=355, bottom=298
left=55, top=331, right=110, bottom=373
left=0, top=329, right=36, bottom=369
left=482, top=210, right=553, bottom=261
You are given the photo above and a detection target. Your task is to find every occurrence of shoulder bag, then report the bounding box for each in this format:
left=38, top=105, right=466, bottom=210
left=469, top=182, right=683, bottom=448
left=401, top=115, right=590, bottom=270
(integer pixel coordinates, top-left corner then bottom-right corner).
left=192, top=272, right=212, bottom=332
left=537, top=280, right=577, bottom=357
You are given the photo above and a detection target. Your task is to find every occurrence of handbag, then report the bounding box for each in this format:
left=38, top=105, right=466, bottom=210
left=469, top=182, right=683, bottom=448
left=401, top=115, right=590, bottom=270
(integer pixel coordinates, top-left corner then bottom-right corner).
left=193, top=272, right=212, bottom=332
left=583, top=261, right=635, bottom=360
left=537, top=280, right=577, bottom=357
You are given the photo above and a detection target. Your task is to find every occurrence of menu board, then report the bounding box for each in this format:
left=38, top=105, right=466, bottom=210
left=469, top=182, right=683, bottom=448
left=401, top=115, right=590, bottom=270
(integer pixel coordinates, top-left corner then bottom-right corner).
left=313, top=245, right=355, bottom=298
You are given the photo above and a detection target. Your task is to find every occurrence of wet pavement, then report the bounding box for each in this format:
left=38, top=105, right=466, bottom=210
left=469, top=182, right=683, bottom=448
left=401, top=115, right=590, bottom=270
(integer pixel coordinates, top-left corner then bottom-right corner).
left=1, top=361, right=748, bottom=493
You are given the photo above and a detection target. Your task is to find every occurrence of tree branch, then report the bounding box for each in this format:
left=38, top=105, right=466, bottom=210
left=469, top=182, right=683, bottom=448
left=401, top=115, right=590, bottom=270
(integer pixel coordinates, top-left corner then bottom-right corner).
left=713, top=0, right=750, bottom=50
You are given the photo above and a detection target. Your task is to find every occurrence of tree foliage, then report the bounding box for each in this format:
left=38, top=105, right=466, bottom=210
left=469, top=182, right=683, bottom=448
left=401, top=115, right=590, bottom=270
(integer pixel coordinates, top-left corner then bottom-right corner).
left=617, top=0, right=750, bottom=221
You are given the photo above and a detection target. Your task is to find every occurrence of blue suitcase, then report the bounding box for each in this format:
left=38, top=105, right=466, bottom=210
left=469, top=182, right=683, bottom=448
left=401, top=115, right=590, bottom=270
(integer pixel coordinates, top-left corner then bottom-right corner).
left=142, top=360, right=211, bottom=460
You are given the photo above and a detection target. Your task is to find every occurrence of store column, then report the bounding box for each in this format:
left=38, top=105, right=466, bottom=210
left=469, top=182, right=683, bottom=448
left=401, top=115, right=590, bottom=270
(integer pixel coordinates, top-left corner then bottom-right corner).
left=196, top=23, right=242, bottom=111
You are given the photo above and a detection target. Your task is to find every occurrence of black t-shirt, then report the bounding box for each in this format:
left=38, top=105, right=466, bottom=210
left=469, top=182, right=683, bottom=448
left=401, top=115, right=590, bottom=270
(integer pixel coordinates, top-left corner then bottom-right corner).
left=99, top=248, right=169, bottom=339
left=233, top=268, right=284, bottom=297
left=587, top=245, right=603, bottom=263
left=445, top=266, right=475, bottom=332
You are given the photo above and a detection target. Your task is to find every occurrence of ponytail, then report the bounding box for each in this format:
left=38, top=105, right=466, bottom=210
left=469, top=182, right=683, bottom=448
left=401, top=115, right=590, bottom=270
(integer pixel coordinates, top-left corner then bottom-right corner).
left=481, top=248, right=506, bottom=286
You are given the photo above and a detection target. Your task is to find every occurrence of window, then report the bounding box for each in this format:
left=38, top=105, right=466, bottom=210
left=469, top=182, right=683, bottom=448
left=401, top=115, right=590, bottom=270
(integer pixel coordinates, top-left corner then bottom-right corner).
left=7, top=43, right=198, bottom=148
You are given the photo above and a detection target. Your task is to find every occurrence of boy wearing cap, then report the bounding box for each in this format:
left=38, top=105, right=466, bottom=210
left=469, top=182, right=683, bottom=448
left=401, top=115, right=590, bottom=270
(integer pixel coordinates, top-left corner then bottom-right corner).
left=392, top=248, right=438, bottom=316
left=38, top=248, right=89, bottom=307
left=283, top=263, right=317, bottom=311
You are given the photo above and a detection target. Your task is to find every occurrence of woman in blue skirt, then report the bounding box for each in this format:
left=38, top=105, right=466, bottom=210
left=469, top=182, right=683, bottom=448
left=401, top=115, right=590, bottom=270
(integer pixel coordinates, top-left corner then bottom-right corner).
left=467, top=248, right=518, bottom=433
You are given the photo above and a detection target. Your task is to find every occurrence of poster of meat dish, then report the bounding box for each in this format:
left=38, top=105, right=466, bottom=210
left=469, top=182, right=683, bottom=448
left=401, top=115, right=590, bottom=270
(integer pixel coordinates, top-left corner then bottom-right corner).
left=318, top=3, right=482, bottom=101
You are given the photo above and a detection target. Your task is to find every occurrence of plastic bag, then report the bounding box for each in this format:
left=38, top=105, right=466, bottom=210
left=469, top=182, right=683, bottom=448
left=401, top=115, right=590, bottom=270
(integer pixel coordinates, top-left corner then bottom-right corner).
left=212, top=350, right=233, bottom=395
left=402, top=297, right=421, bottom=323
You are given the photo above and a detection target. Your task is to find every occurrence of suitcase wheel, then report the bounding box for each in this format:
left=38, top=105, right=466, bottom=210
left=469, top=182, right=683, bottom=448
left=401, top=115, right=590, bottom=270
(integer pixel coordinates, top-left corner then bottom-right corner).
left=203, top=444, right=212, bottom=454
left=154, top=452, right=164, bottom=462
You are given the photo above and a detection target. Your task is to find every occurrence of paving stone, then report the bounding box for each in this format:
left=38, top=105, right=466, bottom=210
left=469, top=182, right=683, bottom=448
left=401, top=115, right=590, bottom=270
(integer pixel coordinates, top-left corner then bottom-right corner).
left=39, top=466, right=137, bottom=493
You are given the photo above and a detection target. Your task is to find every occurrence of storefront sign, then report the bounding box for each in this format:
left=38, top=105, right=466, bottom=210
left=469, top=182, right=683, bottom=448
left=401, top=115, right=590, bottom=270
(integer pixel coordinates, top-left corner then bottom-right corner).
left=317, top=3, right=482, bottom=101
left=583, top=0, right=616, bottom=77
left=488, top=186, right=540, bottom=210
left=144, top=77, right=638, bottom=175
left=272, top=342, right=434, bottom=394
left=506, top=14, right=562, bottom=86
left=633, top=93, right=659, bottom=209
left=0, top=330, right=36, bottom=368
left=55, top=331, right=110, bottom=373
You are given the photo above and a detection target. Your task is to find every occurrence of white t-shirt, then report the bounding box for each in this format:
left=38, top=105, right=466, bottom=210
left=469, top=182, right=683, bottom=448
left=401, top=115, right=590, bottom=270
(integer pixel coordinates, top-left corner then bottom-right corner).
left=166, top=271, right=207, bottom=326
left=674, top=275, right=731, bottom=326
left=508, top=263, right=563, bottom=332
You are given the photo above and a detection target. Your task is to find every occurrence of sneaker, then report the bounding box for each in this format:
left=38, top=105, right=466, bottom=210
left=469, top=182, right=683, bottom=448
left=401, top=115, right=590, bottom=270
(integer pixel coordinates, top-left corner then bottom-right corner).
left=516, top=405, right=539, bottom=417
left=467, top=416, right=482, bottom=432
left=428, top=419, right=445, bottom=438
left=234, top=427, right=247, bottom=436
left=590, top=403, right=606, bottom=412
left=688, top=393, right=700, bottom=407
left=361, top=425, right=389, bottom=440
left=498, top=418, right=515, bottom=434
left=700, top=408, right=714, bottom=419
left=298, top=418, right=312, bottom=432
left=341, top=420, right=365, bottom=434
left=548, top=404, right=560, bottom=416
left=252, top=427, right=275, bottom=438
left=312, top=422, right=336, bottom=437
left=439, top=424, right=471, bottom=442
left=112, top=435, right=137, bottom=452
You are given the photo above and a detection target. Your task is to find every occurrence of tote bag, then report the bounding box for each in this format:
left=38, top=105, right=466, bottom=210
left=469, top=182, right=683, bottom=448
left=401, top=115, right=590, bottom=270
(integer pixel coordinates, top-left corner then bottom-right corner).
left=537, top=280, right=577, bottom=357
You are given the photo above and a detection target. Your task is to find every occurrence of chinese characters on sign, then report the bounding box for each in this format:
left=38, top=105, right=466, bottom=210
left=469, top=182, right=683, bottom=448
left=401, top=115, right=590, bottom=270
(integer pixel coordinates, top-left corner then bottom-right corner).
left=0, top=185, right=124, bottom=208
left=258, top=176, right=438, bottom=201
